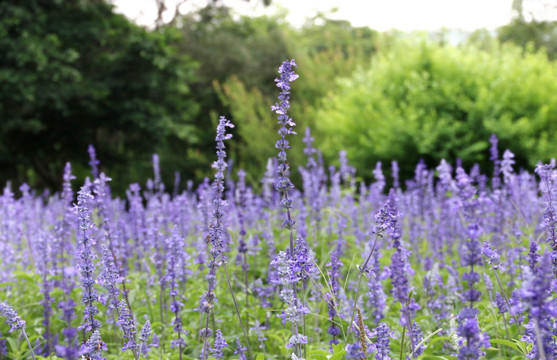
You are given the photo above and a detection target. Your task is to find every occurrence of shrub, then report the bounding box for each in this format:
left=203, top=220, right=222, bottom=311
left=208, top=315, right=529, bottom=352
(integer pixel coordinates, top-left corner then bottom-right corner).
left=315, top=39, right=557, bottom=181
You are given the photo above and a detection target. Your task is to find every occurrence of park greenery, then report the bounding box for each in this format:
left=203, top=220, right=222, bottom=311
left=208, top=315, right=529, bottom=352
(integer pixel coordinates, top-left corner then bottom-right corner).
left=1, top=0, right=556, bottom=192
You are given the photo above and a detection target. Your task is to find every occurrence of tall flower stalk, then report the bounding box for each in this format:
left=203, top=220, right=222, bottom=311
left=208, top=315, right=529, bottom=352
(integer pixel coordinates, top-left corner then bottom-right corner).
left=76, top=188, right=101, bottom=334
left=0, top=303, right=35, bottom=360
left=199, top=116, right=248, bottom=360
left=270, top=59, right=308, bottom=359
left=535, top=162, right=557, bottom=276
left=76, top=187, right=106, bottom=359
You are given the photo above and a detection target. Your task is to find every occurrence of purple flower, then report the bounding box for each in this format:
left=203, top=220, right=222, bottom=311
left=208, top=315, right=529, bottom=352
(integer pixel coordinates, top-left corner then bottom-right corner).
left=75, top=187, right=101, bottom=333
left=489, top=134, right=501, bottom=188
left=98, top=243, right=121, bottom=310
left=211, top=329, right=228, bottom=359
left=366, top=254, right=386, bottom=323
left=372, top=161, right=385, bottom=193
left=83, top=330, right=107, bottom=360
left=116, top=300, right=137, bottom=353
left=391, top=161, right=400, bottom=190
left=481, top=241, right=503, bottom=270
left=88, top=144, right=100, bottom=180
left=410, top=321, right=425, bottom=358
left=519, top=253, right=557, bottom=359
left=456, top=308, right=490, bottom=360
left=139, top=320, right=152, bottom=356
left=374, top=323, right=392, bottom=360
left=272, top=59, right=298, bottom=223
left=500, top=149, right=515, bottom=184
left=528, top=240, right=540, bottom=271
left=374, top=190, right=398, bottom=237
left=234, top=338, right=247, bottom=360
left=0, top=303, right=25, bottom=333
left=201, top=116, right=234, bottom=358
left=152, top=154, right=164, bottom=193
left=209, top=116, right=234, bottom=260
left=286, top=334, right=308, bottom=349
left=535, top=162, right=557, bottom=274
left=494, top=293, right=507, bottom=314
left=167, top=231, right=187, bottom=351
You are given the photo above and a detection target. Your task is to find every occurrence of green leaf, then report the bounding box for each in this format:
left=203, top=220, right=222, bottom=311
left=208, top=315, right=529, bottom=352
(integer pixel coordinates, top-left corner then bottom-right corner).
left=329, top=344, right=346, bottom=360
left=6, top=337, right=19, bottom=356
left=307, top=349, right=329, bottom=360
left=490, top=339, right=527, bottom=355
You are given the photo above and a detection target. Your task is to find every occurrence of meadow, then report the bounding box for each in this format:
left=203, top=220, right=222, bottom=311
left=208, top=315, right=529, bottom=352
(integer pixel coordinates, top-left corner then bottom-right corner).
left=0, top=59, right=556, bottom=360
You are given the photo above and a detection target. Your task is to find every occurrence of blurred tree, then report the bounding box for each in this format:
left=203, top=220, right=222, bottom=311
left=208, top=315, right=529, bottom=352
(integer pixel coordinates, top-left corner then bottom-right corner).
left=0, top=0, right=198, bottom=192
left=152, top=0, right=272, bottom=29
left=315, top=40, right=557, bottom=182
left=498, top=20, right=557, bottom=59
left=499, top=0, right=557, bottom=59
left=174, top=5, right=291, bottom=184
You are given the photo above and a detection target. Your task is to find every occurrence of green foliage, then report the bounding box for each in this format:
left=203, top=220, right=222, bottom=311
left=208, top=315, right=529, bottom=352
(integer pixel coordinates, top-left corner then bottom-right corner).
left=315, top=40, right=557, bottom=180
left=0, top=0, right=198, bottom=193
left=216, top=77, right=276, bottom=185
left=170, top=5, right=293, bottom=186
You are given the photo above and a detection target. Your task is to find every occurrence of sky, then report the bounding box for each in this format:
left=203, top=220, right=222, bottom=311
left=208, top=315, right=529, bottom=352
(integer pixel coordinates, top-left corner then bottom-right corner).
left=112, top=0, right=553, bottom=31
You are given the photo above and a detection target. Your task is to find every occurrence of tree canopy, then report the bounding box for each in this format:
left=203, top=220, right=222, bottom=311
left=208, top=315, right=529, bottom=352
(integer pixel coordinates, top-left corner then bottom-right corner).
left=0, top=0, right=198, bottom=192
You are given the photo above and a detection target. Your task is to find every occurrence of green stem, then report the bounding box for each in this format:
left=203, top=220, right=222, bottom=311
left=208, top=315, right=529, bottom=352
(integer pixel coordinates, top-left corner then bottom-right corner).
left=347, top=234, right=380, bottom=341
left=399, top=324, right=406, bottom=360
left=493, top=269, right=522, bottom=336
left=224, top=265, right=253, bottom=360
left=22, top=329, right=36, bottom=360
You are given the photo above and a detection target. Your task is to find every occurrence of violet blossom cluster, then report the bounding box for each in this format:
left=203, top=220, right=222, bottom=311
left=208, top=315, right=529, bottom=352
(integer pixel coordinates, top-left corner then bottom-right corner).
left=200, top=116, right=234, bottom=359
left=76, top=187, right=101, bottom=334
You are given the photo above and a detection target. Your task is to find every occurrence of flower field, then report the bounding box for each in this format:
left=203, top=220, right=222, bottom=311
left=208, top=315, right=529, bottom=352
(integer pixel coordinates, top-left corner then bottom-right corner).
left=0, top=59, right=556, bottom=360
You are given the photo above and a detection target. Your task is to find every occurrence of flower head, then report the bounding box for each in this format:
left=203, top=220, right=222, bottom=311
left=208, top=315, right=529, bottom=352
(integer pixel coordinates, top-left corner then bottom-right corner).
left=0, top=303, right=25, bottom=333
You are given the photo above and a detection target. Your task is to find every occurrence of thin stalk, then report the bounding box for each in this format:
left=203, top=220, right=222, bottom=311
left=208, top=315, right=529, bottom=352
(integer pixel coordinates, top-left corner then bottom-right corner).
left=302, top=280, right=307, bottom=359
left=493, top=269, right=522, bottom=336
left=409, top=328, right=442, bottom=358
left=399, top=324, right=406, bottom=360
left=202, top=313, right=210, bottom=360
left=224, top=266, right=253, bottom=360
left=533, top=319, right=547, bottom=360
left=243, top=252, right=249, bottom=332
left=171, top=295, right=183, bottom=360
left=310, top=260, right=347, bottom=343
left=348, top=234, right=380, bottom=339
left=159, top=285, right=165, bottom=325
left=22, top=329, right=36, bottom=360
left=404, top=308, right=415, bottom=356
left=283, top=192, right=303, bottom=358
left=502, top=313, right=510, bottom=339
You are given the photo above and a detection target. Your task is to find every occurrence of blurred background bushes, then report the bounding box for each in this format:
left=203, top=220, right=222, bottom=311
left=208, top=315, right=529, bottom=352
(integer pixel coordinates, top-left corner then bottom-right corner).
left=0, top=0, right=556, bottom=194
left=315, top=41, right=557, bottom=181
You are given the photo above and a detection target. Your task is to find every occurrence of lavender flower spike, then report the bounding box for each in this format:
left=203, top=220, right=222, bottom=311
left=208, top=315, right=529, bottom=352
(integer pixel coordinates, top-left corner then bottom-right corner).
left=0, top=302, right=25, bottom=333
left=0, top=303, right=35, bottom=359
left=271, top=59, right=307, bottom=359
left=200, top=116, right=234, bottom=360
left=272, top=59, right=299, bottom=238
left=76, top=187, right=101, bottom=334
left=116, top=300, right=137, bottom=354
left=88, top=144, right=100, bottom=180
left=211, top=329, right=228, bottom=359
left=139, top=320, right=152, bottom=356
left=84, top=330, right=107, bottom=360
